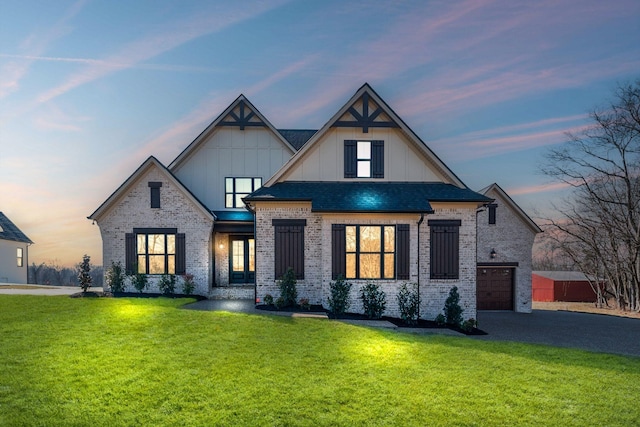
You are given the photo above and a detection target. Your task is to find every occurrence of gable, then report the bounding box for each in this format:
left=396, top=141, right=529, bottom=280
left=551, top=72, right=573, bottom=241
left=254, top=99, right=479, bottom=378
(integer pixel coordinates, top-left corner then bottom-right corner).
left=480, top=183, right=542, bottom=234
left=0, top=212, right=33, bottom=244
left=267, top=84, right=466, bottom=187
left=169, top=96, right=297, bottom=211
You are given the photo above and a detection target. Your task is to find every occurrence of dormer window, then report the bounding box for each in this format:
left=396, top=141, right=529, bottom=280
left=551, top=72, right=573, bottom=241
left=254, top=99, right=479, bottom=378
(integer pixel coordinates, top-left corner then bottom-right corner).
left=344, top=140, right=384, bottom=178
left=149, top=182, right=162, bottom=208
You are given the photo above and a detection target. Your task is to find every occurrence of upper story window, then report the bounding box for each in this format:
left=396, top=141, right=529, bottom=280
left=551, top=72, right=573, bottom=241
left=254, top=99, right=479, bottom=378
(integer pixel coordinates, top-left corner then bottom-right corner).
left=17, top=248, right=23, bottom=267
left=225, top=177, right=262, bottom=208
left=488, top=204, right=497, bottom=225
left=344, top=140, right=384, bottom=178
left=148, top=182, right=162, bottom=208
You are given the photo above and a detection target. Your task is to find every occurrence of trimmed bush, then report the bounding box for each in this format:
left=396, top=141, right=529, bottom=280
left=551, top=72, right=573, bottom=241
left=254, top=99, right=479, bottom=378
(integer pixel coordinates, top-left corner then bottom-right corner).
left=461, top=318, right=478, bottom=332
left=360, top=283, right=386, bottom=319
left=299, top=298, right=310, bottom=311
left=327, top=276, right=352, bottom=315
left=182, top=274, right=195, bottom=296
left=435, top=313, right=446, bottom=326
left=77, top=254, right=92, bottom=293
left=131, top=272, right=148, bottom=293
left=278, top=268, right=298, bottom=308
left=106, top=261, right=126, bottom=293
left=443, top=286, right=464, bottom=326
left=263, top=294, right=274, bottom=306
left=397, top=282, right=420, bottom=325
left=158, top=274, right=176, bottom=295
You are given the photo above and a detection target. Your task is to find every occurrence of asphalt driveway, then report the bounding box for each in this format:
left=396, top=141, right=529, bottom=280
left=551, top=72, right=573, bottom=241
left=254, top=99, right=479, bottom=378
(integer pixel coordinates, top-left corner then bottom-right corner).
left=475, top=310, right=640, bottom=358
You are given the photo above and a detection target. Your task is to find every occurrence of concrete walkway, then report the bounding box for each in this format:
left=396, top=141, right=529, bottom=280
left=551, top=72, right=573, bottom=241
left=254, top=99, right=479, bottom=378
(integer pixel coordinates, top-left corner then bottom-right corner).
left=0, top=284, right=103, bottom=296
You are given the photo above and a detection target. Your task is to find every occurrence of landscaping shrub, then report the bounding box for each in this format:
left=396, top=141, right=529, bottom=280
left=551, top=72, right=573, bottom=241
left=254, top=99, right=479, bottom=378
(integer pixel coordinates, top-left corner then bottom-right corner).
left=299, top=298, right=310, bottom=311
left=435, top=313, right=446, bottom=326
left=105, top=261, right=126, bottom=293
left=131, top=272, right=148, bottom=293
left=263, top=294, right=274, bottom=305
left=461, top=318, right=478, bottom=332
left=443, top=286, right=464, bottom=326
left=327, top=275, right=352, bottom=315
left=397, top=282, right=420, bottom=325
left=278, top=268, right=297, bottom=307
left=158, top=274, right=176, bottom=295
left=274, top=296, right=285, bottom=309
left=360, top=283, right=386, bottom=319
left=182, top=274, right=195, bottom=295
left=77, top=254, right=92, bottom=293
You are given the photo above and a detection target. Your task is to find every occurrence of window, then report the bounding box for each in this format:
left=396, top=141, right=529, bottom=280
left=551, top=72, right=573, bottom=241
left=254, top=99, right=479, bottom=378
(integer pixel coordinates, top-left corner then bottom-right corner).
left=344, top=140, right=384, bottom=178
left=17, top=248, right=23, bottom=267
left=125, top=229, right=185, bottom=275
left=332, top=224, right=409, bottom=280
left=488, top=204, right=497, bottom=225
left=149, top=182, right=162, bottom=208
left=225, top=177, right=262, bottom=208
left=273, top=219, right=305, bottom=279
left=429, top=220, right=461, bottom=279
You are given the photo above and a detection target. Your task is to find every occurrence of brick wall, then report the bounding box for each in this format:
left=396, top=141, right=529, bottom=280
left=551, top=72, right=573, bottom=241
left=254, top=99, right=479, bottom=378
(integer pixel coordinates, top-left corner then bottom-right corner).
left=97, top=166, right=213, bottom=296
left=477, top=189, right=538, bottom=313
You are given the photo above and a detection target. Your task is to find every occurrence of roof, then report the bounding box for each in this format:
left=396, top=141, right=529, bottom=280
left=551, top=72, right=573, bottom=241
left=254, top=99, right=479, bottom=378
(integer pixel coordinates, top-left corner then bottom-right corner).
left=479, top=183, right=542, bottom=233
left=0, top=212, right=33, bottom=244
left=88, top=156, right=214, bottom=222
left=212, top=210, right=254, bottom=222
left=533, top=271, right=594, bottom=281
left=277, top=129, right=317, bottom=151
left=265, top=83, right=468, bottom=188
left=245, top=182, right=491, bottom=213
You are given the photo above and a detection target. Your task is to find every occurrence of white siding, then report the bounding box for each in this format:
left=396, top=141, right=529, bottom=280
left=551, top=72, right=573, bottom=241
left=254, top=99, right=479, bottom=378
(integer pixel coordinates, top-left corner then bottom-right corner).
left=0, top=239, right=29, bottom=284
left=283, top=128, right=450, bottom=183
left=173, top=127, right=294, bottom=210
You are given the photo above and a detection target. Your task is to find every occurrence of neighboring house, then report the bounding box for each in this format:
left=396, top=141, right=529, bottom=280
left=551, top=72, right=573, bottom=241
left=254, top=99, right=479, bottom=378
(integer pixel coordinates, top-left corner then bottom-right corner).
left=532, top=271, right=603, bottom=303
left=476, top=184, right=542, bottom=312
left=90, top=83, right=538, bottom=320
left=0, top=212, right=33, bottom=284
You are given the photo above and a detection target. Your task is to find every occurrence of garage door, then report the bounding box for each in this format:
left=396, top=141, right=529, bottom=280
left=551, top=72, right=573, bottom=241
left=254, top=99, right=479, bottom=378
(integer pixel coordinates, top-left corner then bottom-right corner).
left=477, top=267, right=513, bottom=310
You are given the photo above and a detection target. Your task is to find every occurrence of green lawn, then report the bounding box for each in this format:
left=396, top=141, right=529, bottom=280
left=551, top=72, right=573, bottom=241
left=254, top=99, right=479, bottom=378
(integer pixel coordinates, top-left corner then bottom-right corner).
left=0, top=296, right=638, bottom=426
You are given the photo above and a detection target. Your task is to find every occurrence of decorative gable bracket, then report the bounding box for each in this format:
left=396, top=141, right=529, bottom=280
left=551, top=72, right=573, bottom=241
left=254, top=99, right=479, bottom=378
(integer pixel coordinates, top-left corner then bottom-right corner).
left=332, top=92, right=399, bottom=133
left=218, top=100, right=267, bottom=130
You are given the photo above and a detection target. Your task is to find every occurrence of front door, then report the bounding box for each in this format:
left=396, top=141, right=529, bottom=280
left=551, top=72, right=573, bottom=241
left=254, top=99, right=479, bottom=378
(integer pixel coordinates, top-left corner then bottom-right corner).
left=229, top=236, right=255, bottom=283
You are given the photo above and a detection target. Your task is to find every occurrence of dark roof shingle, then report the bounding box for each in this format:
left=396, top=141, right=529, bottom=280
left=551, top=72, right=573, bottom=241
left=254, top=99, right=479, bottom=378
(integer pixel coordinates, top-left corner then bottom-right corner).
left=0, top=212, right=33, bottom=244
left=277, top=129, right=317, bottom=151
left=245, top=182, right=491, bottom=213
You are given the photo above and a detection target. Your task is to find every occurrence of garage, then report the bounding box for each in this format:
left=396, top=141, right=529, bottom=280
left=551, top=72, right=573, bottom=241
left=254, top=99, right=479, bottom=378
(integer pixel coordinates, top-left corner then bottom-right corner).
left=477, top=267, right=514, bottom=310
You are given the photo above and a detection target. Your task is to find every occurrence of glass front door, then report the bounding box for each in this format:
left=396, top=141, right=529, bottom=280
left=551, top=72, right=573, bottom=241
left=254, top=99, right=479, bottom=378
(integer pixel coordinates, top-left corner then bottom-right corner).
left=229, top=236, right=255, bottom=283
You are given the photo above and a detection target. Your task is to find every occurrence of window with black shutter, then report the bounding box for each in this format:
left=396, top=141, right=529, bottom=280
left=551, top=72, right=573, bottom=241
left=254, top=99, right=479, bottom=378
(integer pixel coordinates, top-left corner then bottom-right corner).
left=488, top=204, right=497, bottom=225
left=149, top=182, right=162, bottom=208
left=428, top=220, right=461, bottom=279
left=126, top=228, right=184, bottom=275
left=344, top=140, right=384, bottom=178
left=273, top=219, right=305, bottom=280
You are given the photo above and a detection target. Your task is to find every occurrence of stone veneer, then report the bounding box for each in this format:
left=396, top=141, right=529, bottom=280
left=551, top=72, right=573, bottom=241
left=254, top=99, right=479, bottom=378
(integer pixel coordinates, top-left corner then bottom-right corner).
left=477, top=188, right=538, bottom=313
left=96, top=166, right=213, bottom=296
left=254, top=202, right=478, bottom=320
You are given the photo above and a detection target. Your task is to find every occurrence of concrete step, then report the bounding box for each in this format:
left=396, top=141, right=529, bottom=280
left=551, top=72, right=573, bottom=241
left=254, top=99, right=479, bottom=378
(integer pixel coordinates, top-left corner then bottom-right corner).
left=209, top=285, right=254, bottom=300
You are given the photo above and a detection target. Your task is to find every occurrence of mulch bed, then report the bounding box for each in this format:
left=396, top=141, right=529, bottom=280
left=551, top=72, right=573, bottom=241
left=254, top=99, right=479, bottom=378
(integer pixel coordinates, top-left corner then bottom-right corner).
left=71, top=291, right=207, bottom=300
left=255, top=304, right=487, bottom=335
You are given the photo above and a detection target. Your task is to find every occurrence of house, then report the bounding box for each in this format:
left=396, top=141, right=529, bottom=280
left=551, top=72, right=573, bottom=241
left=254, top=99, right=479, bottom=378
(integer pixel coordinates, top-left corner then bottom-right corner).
left=90, top=83, right=539, bottom=320
left=0, top=212, right=33, bottom=284
left=532, top=271, right=603, bottom=303
left=476, top=184, right=542, bottom=312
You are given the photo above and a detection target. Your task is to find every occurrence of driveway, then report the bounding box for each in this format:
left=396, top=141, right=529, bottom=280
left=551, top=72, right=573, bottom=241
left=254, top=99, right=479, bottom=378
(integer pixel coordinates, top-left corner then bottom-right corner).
left=0, top=284, right=102, bottom=296
left=474, top=310, right=640, bottom=358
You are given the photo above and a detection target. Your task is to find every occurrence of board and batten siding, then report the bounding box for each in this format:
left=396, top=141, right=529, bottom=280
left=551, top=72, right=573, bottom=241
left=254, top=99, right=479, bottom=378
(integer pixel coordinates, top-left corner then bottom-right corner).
left=283, top=128, right=450, bottom=183
left=173, top=127, right=294, bottom=210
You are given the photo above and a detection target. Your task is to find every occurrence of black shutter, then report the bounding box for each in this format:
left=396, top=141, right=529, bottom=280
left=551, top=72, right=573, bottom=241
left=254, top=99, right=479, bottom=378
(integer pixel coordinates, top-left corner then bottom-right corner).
left=125, top=233, right=136, bottom=275
left=273, top=220, right=305, bottom=280
left=344, top=140, right=357, bottom=178
left=332, top=224, right=346, bottom=279
left=428, top=220, right=461, bottom=279
left=372, top=140, right=384, bottom=178
left=176, top=233, right=186, bottom=275
left=488, top=204, right=497, bottom=225
left=396, top=224, right=410, bottom=280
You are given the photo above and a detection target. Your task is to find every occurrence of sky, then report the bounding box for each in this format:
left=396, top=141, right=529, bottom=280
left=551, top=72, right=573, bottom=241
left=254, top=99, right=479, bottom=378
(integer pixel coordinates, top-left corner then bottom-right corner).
left=1, top=0, right=639, bottom=267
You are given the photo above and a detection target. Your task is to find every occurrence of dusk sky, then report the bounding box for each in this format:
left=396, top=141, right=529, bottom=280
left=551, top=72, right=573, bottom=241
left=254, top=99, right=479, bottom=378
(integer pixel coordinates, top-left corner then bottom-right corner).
left=1, top=0, right=639, bottom=267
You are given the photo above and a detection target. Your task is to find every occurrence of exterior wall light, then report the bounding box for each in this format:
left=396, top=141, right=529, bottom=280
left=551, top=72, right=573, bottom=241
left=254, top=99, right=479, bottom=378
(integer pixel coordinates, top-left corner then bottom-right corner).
left=490, top=249, right=497, bottom=259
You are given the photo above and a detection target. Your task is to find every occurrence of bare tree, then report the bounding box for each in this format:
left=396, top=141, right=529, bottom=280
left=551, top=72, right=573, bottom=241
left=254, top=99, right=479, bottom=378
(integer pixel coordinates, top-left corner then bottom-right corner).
left=541, top=80, right=640, bottom=311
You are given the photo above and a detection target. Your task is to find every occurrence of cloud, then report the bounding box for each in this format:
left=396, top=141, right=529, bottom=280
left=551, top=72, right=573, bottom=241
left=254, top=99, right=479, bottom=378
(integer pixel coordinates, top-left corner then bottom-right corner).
left=508, top=181, right=573, bottom=196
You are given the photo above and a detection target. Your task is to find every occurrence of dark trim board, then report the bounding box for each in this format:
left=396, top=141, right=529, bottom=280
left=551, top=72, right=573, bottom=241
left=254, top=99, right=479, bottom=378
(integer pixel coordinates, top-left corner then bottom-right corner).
left=477, top=262, right=519, bottom=267
left=215, top=223, right=254, bottom=233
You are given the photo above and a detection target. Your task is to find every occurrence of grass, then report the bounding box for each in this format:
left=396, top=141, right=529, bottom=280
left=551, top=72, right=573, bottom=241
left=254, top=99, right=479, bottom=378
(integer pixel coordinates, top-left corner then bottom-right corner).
left=0, top=296, right=639, bottom=426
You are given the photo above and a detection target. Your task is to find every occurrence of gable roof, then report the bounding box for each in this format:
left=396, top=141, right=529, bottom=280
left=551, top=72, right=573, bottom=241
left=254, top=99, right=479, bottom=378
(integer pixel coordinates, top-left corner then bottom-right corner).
left=245, top=182, right=491, bottom=213
left=169, top=95, right=297, bottom=171
left=265, top=83, right=467, bottom=188
left=277, top=129, right=317, bottom=150
left=533, top=271, right=593, bottom=281
left=479, top=183, right=542, bottom=233
left=0, top=212, right=33, bottom=244
left=88, top=156, right=214, bottom=222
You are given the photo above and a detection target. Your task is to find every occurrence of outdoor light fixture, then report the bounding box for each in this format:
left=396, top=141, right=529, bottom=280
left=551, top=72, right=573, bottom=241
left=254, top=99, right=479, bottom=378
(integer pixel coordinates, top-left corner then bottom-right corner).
left=219, top=243, right=224, bottom=250
left=490, top=249, right=497, bottom=259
